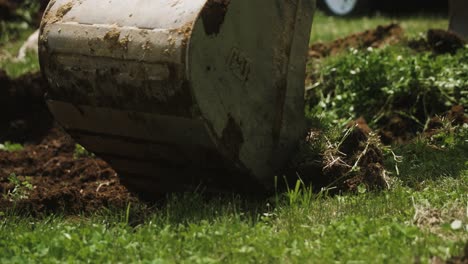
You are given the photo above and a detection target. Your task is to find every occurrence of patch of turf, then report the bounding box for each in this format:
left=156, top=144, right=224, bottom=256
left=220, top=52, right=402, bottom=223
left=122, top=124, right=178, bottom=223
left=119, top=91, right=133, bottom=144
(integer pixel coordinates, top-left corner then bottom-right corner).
left=306, top=45, right=467, bottom=130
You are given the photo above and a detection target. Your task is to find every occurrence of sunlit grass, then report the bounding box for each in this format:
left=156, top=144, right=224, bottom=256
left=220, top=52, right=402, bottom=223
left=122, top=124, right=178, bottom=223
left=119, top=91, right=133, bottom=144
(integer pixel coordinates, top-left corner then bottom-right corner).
left=1, top=172, right=466, bottom=263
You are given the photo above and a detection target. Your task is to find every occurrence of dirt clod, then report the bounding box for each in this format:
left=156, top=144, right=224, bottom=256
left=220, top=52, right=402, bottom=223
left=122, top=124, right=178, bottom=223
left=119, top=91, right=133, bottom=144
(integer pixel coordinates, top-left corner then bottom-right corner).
left=408, top=29, right=466, bottom=55
left=290, top=118, right=389, bottom=193
left=448, top=105, right=468, bottom=125
left=103, top=28, right=130, bottom=50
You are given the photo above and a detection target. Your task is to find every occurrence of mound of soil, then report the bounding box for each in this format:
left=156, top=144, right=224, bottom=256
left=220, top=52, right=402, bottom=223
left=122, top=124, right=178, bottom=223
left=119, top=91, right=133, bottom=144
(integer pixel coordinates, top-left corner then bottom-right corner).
left=309, top=23, right=404, bottom=58
left=0, top=126, right=137, bottom=215
left=0, top=71, right=137, bottom=215
left=378, top=114, right=418, bottom=145
left=408, top=29, right=466, bottom=55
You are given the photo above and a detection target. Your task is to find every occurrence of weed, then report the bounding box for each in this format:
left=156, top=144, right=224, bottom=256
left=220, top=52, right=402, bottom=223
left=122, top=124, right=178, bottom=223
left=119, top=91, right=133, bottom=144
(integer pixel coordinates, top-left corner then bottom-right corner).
left=3, top=173, right=33, bottom=202
left=0, top=141, right=24, bottom=152
left=73, top=144, right=95, bottom=159
left=284, top=179, right=314, bottom=208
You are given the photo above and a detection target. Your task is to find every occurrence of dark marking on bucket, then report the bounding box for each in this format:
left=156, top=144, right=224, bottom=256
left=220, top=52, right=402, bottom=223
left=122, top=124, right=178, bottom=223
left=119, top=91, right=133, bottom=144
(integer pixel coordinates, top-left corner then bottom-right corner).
left=201, top=0, right=230, bottom=36
left=221, top=114, right=244, bottom=160
left=227, top=47, right=251, bottom=83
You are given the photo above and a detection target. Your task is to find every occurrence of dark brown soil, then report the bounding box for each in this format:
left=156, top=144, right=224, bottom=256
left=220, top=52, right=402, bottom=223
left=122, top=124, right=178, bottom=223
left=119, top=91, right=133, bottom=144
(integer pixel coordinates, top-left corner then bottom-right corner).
left=0, top=124, right=137, bottom=215
left=0, top=71, right=137, bottom=215
left=309, top=23, right=404, bottom=58
left=378, top=114, right=419, bottom=145
left=408, top=29, right=467, bottom=55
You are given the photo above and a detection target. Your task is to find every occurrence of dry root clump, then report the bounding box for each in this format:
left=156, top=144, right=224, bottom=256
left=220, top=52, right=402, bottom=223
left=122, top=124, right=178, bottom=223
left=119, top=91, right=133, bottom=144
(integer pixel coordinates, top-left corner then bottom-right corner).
left=291, top=118, right=391, bottom=193
left=322, top=118, right=390, bottom=192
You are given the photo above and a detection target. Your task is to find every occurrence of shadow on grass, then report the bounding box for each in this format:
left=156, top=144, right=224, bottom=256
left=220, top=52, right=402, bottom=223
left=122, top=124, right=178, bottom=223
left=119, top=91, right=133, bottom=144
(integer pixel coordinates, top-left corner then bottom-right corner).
left=387, top=135, right=468, bottom=188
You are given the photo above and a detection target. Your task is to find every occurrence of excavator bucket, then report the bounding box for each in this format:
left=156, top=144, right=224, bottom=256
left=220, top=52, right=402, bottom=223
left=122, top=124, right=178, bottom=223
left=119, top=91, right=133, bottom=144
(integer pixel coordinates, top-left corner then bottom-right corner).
left=449, top=0, right=468, bottom=39
left=39, top=0, right=316, bottom=196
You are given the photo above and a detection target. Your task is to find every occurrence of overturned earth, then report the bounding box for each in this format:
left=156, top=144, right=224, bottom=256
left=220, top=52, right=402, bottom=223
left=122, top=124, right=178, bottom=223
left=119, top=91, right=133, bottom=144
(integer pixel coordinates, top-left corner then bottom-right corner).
left=1, top=24, right=466, bottom=214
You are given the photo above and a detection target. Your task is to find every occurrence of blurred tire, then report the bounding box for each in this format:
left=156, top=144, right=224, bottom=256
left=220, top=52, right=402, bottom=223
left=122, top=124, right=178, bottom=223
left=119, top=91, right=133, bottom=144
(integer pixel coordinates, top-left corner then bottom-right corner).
left=319, top=0, right=371, bottom=16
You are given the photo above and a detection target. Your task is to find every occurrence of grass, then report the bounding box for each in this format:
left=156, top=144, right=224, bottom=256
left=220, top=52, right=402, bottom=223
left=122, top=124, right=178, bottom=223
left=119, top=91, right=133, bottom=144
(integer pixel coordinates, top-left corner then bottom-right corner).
left=307, top=45, right=468, bottom=128
left=389, top=123, right=468, bottom=186
left=1, top=8, right=467, bottom=264
left=0, top=30, right=39, bottom=78
left=73, top=144, right=95, bottom=159
left=0, top=172, right=466, bottom=263
left=0, top=51, right=40, bottom=78
left=0, top=124, right=466, bottom=263
left=0, top=0, right=40, bottom=77
left=0, top=141, right=24, bottom=152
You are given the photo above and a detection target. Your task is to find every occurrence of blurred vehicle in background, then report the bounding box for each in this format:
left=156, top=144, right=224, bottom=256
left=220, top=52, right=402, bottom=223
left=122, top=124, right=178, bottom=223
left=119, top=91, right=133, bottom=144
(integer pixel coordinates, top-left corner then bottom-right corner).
left=318, top=0, right=370, bottom=16
left=318, top=0, right=447, bottom=16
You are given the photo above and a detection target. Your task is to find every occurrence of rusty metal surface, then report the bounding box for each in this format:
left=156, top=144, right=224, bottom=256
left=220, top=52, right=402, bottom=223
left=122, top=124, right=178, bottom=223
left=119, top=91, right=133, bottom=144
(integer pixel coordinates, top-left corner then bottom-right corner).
left=39, top=0, right=316, bottom=195
left=449, top=0, right=468, bottom=40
